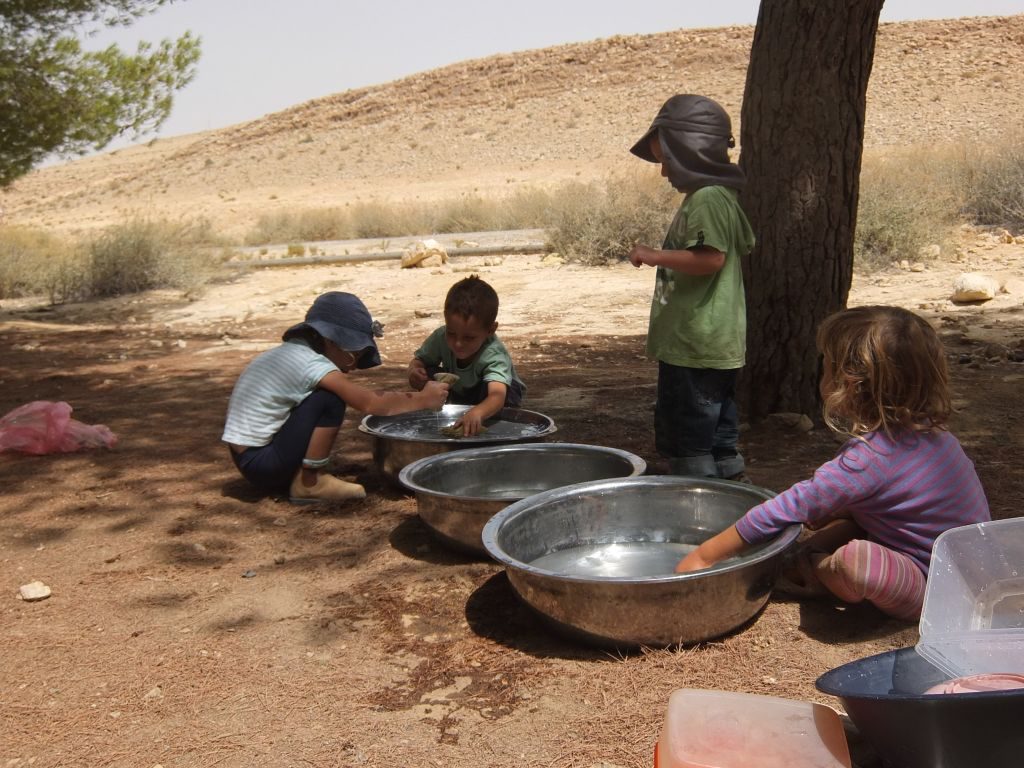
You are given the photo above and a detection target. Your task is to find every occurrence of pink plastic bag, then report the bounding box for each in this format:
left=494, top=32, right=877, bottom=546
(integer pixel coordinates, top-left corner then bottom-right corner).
left=0, top=401, right=117, bottom=455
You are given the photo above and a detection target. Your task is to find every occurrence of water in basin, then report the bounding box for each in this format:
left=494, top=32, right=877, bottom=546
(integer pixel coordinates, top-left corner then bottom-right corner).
left=529, top=541, right=698, bottom=578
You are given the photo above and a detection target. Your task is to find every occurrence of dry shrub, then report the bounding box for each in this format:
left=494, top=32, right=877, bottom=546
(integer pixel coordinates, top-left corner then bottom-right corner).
left=546, top=171, right=679, bottom=264
left=88, top=218, right=223, bottom=298
left=427, top=194, right=505, bottom=233
left=957, top=128, right=1024, bottom=230
left=0, top=226, right=72, bottom=299
left=348, top=200, right=430, bottom=239
left=243, top=188, right=561, bottom=246
left=854, top=146, right=962, bottom=272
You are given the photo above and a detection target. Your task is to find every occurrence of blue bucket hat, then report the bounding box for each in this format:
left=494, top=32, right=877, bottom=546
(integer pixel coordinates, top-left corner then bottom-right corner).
left=283, top=292, right=382, bottom=368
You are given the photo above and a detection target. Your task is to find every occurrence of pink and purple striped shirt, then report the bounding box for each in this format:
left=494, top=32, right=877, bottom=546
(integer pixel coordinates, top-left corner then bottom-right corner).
left=736, top=429, right=990, bottom=573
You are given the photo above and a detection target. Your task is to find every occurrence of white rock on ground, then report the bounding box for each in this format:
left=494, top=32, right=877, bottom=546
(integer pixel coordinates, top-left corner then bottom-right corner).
left=18, top=581, right=52, bottom=601
left=951, top=272, right=1001, bottom=302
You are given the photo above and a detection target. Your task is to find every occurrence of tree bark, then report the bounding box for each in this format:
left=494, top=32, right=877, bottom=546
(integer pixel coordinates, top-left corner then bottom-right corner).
left=738, top=0, right=884, bottom=420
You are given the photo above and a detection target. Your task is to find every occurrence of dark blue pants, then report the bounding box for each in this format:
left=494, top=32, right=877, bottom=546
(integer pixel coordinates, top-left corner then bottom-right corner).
left=655, top=362, right=744, bottom=478
left=231, top=390, right=345, bottom=494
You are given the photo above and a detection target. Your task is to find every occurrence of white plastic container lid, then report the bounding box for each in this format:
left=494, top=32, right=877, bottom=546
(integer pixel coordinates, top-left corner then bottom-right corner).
left=654, top=688, right=851, bottom=768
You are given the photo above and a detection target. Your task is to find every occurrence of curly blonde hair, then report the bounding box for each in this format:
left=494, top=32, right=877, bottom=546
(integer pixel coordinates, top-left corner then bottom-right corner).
left=817, top=306, right=951, bottom=437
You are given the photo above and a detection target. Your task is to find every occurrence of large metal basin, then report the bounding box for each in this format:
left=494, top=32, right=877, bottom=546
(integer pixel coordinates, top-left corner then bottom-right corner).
left=359, top=404, right=557, bottom=483
left=481, top=476, right=800, bottom=648
left=398, top=443, right=646, bottom=555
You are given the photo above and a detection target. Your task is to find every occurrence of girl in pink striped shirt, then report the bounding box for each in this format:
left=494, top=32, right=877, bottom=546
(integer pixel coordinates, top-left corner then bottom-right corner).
left=675, top=305, right=990, bottom=619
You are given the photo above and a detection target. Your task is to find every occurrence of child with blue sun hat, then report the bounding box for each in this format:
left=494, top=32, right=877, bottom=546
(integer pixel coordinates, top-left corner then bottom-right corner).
left=223, top=291, right=449, bottom=503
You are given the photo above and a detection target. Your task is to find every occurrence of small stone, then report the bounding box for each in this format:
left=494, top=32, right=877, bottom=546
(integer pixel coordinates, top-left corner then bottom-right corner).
left=241, top=569, right=256, bottom=578
left=413, top=309, right=433, bottom=318
left=144, top=685, right=163, bottom=700
left=272, top=517, right=287, bottom=526
left=19, top=581, right=51, bottom=601
left=273, top=554, right=286, bottom=565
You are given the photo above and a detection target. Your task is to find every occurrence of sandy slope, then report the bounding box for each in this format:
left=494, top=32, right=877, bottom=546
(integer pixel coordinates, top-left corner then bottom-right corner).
left=2, top=15, right=1024, bottom=238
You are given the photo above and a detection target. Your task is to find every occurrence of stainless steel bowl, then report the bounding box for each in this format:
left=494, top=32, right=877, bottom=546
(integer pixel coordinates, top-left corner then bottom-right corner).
left=482, top=475, right=800, bottom=648
left=359, top=404, right=557, bottom=483
left=398, top=443, right=647, bottom=555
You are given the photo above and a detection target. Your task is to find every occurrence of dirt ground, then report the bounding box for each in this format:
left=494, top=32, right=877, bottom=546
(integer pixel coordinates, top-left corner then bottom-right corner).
left=2, top=230, right=1022, bottom=768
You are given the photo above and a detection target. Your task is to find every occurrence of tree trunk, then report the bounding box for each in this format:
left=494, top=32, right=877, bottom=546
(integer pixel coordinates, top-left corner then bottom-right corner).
left=738, top=0, right=883, bottom=420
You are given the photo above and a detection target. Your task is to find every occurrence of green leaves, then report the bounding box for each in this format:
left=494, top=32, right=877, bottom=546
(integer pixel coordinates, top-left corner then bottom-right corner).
left=0, top=0, right=200, bottom=186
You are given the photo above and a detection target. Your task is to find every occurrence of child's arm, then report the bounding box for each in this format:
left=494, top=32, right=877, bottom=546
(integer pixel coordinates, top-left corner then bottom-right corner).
left=628, top=244, right=725, bottom=276
left=675, top=524, right=749, bottom=573
left=407, top=356, right=429, bottom=390
left=318, top=370, right=448, bottom=415
left=455, top=381, right=507, bottom=436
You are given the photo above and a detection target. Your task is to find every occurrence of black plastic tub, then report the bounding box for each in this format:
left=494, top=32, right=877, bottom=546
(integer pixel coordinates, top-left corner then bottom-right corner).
left=816, top=647, right=1024, bottom=768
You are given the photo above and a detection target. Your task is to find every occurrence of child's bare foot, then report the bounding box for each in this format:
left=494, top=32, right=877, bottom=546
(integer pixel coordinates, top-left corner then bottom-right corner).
left=289, top=471, right=366, bottom=504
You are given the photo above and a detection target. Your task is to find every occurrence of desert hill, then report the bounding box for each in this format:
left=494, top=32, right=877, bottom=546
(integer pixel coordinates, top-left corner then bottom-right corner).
left=3, top=14, right=1024, bottom=239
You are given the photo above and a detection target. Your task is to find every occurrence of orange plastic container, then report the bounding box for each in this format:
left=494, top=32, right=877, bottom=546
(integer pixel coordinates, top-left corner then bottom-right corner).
left=653, top=689, right=851, bottom=768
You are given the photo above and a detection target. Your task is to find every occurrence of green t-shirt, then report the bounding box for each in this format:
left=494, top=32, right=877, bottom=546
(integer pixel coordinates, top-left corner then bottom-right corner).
left=414, top=326, right=525, bottom=398
left=645, top=185, right=755, bottom=369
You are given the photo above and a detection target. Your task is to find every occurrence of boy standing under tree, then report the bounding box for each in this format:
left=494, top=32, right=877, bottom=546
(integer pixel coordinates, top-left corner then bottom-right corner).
left=628, top=95, right=755, bottom=480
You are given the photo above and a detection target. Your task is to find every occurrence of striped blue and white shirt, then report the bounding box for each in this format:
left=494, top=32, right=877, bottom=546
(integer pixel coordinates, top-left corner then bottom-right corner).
left=222, top=339, right=338, bottom=448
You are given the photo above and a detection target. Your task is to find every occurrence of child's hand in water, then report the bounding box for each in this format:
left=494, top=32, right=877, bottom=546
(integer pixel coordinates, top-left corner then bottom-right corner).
left=455, top=408, right=485, bottom=437
left=675, top=548, right=713, bottom=573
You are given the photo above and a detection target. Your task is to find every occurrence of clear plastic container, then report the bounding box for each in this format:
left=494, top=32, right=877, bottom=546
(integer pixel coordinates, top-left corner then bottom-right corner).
left=653, top=689, right=851, bottom=768
left=917, top=518, right=1024, bottom=678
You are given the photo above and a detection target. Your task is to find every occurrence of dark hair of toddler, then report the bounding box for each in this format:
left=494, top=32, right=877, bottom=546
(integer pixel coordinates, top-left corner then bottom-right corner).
left=444, top=274, right=499, bottom=326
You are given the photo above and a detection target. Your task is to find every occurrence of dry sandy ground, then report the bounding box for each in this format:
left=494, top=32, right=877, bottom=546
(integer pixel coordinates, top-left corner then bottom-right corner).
left=1, top=228, right=1023, bottom=768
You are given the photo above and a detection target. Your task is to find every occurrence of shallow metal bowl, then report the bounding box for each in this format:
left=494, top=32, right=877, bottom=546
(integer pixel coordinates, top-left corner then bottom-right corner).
left=359, top=405, right=557, bottom=483
left=481, top=475, right=800, bottom=648
left=398, top=443, right=646, bottom=555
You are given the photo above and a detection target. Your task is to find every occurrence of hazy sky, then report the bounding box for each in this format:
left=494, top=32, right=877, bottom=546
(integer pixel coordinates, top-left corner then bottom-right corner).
left=87, top=0, right=1024, bottom=143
